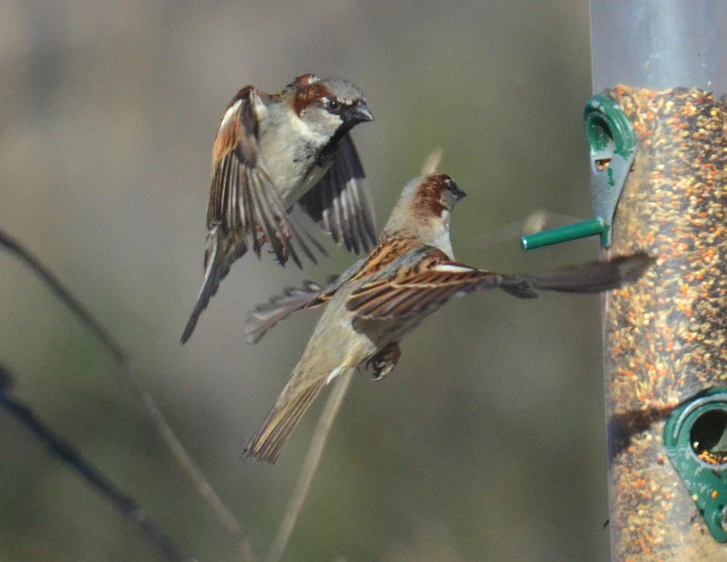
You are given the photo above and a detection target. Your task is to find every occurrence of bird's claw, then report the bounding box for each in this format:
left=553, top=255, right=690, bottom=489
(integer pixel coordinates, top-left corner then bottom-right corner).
left=258, top=222, right=292, bottom=265
left=366, top=342, right=401, bottom=382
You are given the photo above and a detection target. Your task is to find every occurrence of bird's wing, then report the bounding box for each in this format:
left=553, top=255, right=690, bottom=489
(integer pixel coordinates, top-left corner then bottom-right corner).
left=348, top=251, right=654, bottom=320
left=347, top=251, right=538, bottom=320
left=208, top=86, right=317, bottom=268
left=181, top=88, right=323, bottom=343
left=244, top=279, right=328, bottom=344
left=244, top=257, right=366, bottom=344
left=297, top=134, right=377, bottom=254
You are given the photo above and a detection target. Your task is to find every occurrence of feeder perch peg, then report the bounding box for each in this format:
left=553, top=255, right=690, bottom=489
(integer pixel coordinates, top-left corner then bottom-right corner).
left=520, top=94, right=637, bottom=251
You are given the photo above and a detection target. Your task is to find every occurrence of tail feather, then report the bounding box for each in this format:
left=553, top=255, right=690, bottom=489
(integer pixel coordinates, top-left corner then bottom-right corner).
left=242, top=378, right=326, bottom=464
left=517, top=252, right=654, bottom=295
left=181, top=228, right=243, bottom=343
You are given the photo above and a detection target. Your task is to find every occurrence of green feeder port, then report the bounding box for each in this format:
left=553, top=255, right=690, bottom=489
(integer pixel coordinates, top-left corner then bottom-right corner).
left=520, top=95, right=636, bottom=251
left=664, top=388, right=727, bottom=542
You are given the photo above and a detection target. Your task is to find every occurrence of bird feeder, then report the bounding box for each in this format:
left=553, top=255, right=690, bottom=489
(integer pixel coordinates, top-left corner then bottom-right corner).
left=523, top=1, right=727, bottom=559
left=595, top=1, right=727, bottom=560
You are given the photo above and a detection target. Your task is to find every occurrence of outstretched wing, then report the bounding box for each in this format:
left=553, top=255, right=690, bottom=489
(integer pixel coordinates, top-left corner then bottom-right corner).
left=244, top=279, right=328, bottom=344
left=297, top=134, right=377, bottom=254
left=347, top=251, right=654, bottom=320
left=208, top=86, right=317, bottom=268
left=244, top=256, right=367, bottom=344
left=347, top=252, right=536, bottom=320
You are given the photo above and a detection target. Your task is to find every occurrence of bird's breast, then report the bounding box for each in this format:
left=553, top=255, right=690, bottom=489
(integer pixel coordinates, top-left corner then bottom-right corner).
left=259, top=131, right=330, bottom=205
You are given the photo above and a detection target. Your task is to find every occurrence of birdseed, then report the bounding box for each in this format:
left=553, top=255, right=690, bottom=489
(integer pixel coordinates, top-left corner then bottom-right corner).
left=602, top=85, right=727, bottom=561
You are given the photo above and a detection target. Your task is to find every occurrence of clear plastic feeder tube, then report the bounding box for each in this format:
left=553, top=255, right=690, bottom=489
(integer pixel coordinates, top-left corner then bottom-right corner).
left=591, top=1, right=727, bottom=560
left=591, top=1, right=727, bottom=93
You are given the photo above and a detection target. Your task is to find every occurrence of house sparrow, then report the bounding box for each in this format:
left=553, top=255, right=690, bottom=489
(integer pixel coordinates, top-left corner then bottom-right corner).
left=181, top=74, right=376, bottom=343
left=242, top=173, right=653, bottom=463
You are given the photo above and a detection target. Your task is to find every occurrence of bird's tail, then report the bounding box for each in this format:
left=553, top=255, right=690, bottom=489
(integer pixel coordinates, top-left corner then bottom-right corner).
left=181, top=227, right=243, bottom=343
left=500, top=252, right=654, bottom=298
left=242, top=371, right=328, bottom=464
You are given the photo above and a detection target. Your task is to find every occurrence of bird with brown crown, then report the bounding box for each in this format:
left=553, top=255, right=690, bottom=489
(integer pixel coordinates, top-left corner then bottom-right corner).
left=181, top=74, right=375, bottom=343
left=241, top=173, right=654, bottom=464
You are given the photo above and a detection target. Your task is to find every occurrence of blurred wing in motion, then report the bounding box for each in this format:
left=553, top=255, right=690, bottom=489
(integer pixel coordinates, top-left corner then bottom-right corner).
left=524, top=252, right=654, bottom=294
left=298, top=134, right=377, bottom=254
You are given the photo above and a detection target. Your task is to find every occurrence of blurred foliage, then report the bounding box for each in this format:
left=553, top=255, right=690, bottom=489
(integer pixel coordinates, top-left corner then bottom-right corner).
left=0, top=1, right=610, bottom=561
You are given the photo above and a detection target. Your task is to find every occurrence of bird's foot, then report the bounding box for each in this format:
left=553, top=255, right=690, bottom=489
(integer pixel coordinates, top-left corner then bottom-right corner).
left=366, top=342, right=401, bottom=381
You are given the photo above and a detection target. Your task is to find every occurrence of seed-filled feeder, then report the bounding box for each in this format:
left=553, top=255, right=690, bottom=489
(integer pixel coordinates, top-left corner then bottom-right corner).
left=522, top=1, right=727, bottom=559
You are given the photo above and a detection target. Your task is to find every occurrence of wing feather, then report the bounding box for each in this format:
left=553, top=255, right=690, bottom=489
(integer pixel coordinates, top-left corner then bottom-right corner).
left=347, top=252, right=524, bottom=319
left=347, top=252, right=654, bottom=320
left=298, top=134, right=377, bottom=253
left=181, top=87, right=321, bottom=342
left=244, top=257, right=366, bottom=344
left=206, top=87, right=318, bottom=268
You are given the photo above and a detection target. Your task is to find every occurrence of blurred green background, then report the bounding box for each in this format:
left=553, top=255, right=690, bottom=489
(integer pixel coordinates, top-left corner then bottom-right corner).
left=0, top=1, right=610, bottom=560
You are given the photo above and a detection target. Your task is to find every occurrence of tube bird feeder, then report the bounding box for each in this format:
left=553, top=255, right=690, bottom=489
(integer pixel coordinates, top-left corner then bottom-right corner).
left=591, top=1, right=727, bottom=560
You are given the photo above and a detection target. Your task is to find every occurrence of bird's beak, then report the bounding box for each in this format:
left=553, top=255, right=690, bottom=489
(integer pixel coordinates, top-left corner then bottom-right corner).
left=452, top=185, right=467, bottom=201
left=345, top=101, right=374, bottom=123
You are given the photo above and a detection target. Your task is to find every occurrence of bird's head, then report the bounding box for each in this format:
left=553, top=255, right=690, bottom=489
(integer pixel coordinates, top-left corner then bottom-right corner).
left=291, top=75, right=374, bottom=140
left=382, top=174, right=467, bottom=255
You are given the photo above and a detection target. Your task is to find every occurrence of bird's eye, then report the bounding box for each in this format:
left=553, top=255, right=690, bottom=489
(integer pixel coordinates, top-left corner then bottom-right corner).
left=443, top=177, right=466, bottom=200
left=327, top=98, right=339, bottom=110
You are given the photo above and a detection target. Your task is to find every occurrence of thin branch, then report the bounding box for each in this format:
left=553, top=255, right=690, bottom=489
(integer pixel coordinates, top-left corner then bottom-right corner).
left=0, top=367, right=194, bottom=562
left=266, top=371, right=354, bottom=562
left=0, top=228, right=127, bottom=363
left=0, top=226, right=258, bottom=562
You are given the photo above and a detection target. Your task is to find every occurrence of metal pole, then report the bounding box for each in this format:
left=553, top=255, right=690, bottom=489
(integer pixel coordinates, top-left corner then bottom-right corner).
left=590, top=1, right=727, bottom=559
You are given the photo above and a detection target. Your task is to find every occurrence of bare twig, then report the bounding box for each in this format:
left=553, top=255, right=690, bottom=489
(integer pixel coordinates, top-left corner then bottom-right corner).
left=0, top=226, right=258, bottom=562
left=0, top=366, right=194, bottom=562
left=266, top=371, right=354, bottom=562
